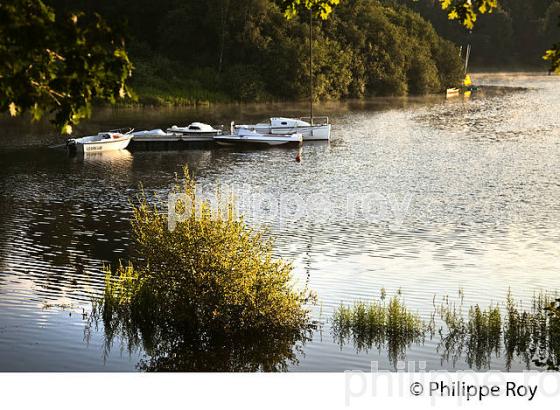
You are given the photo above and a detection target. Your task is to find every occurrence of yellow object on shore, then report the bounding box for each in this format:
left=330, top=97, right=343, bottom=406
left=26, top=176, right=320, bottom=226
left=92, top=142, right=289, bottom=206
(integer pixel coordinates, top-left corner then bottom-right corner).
left=463, top=74, right=472, bottom=87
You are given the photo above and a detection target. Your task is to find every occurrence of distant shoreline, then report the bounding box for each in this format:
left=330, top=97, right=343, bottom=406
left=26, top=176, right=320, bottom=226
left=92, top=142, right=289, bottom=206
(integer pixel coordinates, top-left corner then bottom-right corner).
left=121, top=70, right=549, bottom=108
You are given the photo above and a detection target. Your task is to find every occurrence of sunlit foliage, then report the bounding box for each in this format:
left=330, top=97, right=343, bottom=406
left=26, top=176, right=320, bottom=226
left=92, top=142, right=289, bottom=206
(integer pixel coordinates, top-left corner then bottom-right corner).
left=544, top=43, right=560, bottom=74
left=437, top=0, right=497, bottom=29
left=278, top=0, right=341, bottom=19
left=278, top=0, right=497, bottom=25
left=0, top=0, right=132, bottom=133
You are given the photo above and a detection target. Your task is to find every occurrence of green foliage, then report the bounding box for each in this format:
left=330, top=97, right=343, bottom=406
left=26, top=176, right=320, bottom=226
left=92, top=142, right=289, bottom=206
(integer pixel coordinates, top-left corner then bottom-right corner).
left=47, top=0, right=463, bottom=102
left=223, top=65, right=268, bottom=101
left=436, top=290, right=560, bottom=370
left=464, top=304, right=502, bottom=368
left=94, top=168, right=313, bottom=371
left=543, top=7, right=560, bottom=73
left=327, top=1, right=464, bottom=95
left=130, top=55, right=229, bottom=105
left=0, top=0, right=133, bottom=133
left=280, top=0, right=560, bottom=72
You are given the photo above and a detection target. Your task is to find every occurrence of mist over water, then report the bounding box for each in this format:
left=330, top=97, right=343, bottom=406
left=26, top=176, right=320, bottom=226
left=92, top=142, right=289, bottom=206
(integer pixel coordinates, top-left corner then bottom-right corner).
left=1, top=73, right=559, bottom=371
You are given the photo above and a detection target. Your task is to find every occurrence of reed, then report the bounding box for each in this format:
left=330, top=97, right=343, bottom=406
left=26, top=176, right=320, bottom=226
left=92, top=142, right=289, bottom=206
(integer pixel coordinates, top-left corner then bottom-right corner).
left=332, top=293, right=425, bottom=365
left=335, top=289, right=560, bottom=370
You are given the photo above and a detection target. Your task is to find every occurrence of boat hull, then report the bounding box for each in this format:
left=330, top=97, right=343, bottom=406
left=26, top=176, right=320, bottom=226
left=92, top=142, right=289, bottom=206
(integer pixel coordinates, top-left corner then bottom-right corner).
left=165, top=130, right=221, bottom=139
left=214, top=134, right=302, bottom=146
left=268, top=124, right=330, bottom=141
left=70, top=135, right=132, bottom=153
left=129, top=131, right=215, bottom=150
left=128, top=139, right=215, bottom=150
left=243, top=124, right=331, bottom=141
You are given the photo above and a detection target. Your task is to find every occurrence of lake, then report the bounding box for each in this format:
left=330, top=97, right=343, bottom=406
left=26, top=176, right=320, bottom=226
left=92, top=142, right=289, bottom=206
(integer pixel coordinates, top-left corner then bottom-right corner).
left=1, top=73, right=559, bottom=371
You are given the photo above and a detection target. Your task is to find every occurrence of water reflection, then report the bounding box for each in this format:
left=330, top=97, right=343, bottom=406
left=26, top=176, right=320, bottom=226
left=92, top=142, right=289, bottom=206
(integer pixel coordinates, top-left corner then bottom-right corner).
left=88, top=306, right=314, bottom=372
left=129, top=333, right=309, bottom=372
left=79, top=149, right=133, bottom=164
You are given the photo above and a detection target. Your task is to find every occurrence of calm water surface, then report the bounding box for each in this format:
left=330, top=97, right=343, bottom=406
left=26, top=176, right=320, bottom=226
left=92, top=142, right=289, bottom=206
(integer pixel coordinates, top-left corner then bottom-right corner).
left=1, top=73, right=559, bottom=371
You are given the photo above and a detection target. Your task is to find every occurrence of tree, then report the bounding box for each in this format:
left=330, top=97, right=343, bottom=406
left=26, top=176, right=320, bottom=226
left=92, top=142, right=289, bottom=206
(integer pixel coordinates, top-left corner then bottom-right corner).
left=277, top=0, right=560, bottom=73
left=0, top=0, right=132, bottom=133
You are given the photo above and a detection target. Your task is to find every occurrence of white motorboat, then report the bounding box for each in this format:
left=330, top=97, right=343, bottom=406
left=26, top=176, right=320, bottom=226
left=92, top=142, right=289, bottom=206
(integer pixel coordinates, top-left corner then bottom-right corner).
left=131, top=129, right=179, bottom=142
left=67, top=131, right=133, bottom=153
left=236, top=117, right=331, bottom=141
left=214, top=128, right=302, bottom=146
left=166, top=122, right=222, bottom=142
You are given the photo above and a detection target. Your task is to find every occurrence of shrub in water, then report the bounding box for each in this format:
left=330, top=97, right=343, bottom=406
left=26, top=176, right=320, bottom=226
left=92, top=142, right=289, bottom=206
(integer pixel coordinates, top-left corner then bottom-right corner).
left=98, top=168, right=313, bottom=370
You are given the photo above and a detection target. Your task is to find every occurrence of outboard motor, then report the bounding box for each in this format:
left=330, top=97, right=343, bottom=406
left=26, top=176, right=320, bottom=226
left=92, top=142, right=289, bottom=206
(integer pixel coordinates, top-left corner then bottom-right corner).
left=66, top=138, right=77, bottom=154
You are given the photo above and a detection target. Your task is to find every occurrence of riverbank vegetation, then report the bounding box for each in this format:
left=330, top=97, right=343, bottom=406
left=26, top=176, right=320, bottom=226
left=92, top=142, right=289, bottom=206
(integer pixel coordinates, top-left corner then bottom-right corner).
left=93, top=168, right=314, bottom=371
left=48, top=0, right=465, bottom=105
left=4, top=1, right=558, bottom=130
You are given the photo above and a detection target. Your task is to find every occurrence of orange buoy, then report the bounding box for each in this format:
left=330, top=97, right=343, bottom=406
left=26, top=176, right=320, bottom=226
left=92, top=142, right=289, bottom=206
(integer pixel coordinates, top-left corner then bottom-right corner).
left=295, top=146, right=302, bottom=162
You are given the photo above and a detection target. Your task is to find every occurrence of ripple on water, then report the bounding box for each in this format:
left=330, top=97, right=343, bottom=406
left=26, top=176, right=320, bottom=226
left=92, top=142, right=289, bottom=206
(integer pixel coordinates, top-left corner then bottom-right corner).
left=1, top=74, right=560, bottom=371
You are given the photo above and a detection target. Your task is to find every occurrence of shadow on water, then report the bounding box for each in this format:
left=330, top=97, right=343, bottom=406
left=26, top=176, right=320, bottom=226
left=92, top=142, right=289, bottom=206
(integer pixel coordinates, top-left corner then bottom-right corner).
left=91, top=325, right=312, bottom=372
left=86, top=279, right=316, bottom=372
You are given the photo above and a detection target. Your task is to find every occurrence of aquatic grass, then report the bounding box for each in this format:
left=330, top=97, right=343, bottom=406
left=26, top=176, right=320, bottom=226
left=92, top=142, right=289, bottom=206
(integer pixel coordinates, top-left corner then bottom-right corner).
left=465, top=304, right=502, bottom=369
left=504, top=290, right=535, bottom=369
left=529, top=294, right=560, bottom=371
left=436, top=298, right=466, bottom=367
left=335, top=289, right=560, bottom=371
left=332, top=293, right=425, bottom=366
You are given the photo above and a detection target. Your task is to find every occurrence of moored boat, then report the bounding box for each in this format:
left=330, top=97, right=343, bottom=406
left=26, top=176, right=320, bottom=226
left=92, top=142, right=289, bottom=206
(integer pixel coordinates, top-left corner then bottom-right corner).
left=214, top=128, right=302, bottom=146
left=166, top=122, right=222, bottom=142
left=67, top=131, right=133, bottom=153
left=236, top=117, right=331, bottom=141
left=131, top=129, right=179, bottom=142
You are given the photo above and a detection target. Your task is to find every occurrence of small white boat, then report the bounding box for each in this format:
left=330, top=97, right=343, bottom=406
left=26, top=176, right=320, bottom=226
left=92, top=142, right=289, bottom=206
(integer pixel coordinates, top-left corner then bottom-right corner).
left=214, top=128, right=302, bottom=146
left=67, top=131, right=132, bottom=153
left=237, top=117, right=331, bottom=141
left=166, top=122, right=222, bottom=142
left=131, top=129, right=179, bottom=142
